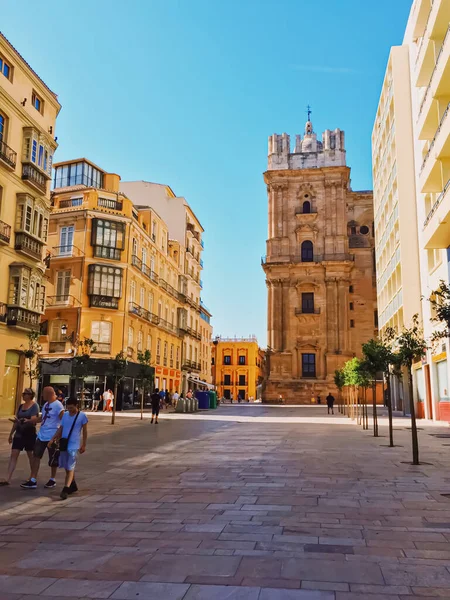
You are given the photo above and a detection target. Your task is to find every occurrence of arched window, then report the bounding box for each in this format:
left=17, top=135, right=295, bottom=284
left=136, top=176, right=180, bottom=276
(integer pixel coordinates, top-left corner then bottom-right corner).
left=302, top=200, right=311, bottom=214
left=301, top=240, right=314, bottom=262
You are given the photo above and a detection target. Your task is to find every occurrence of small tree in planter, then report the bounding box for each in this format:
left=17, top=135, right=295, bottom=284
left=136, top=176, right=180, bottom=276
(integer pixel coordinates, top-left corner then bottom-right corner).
left=396, top=314, right=427, bottom=465
left=71, top=338, right=96, bottom=408
left=333, top=369, right=345, bottom=414
left=107, top=351, right=128, bottom=425
left=356, top=360, right=371, bottom=430
left=342, top=357, right=361, bottom=420
left=137, top=350, right=154, bottom=420
left=23, top=330, right=41, bottom=390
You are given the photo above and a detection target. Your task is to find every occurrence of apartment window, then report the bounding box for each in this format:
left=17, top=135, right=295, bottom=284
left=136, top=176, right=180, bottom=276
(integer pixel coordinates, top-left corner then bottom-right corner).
left=56, top=270, right=71, bottom=302
left=170, top=344, right=174, bottom=366
left=152, top=221, right=157, bottom=241
left=163, top=341, right=168, bottom=366
left=16, top=194, right=49, bottom=242
left=301, top=240, right=314, bottom=262
left=147, top=334, right=152, bottom=352
left=91, top=321, right=112, bottom=353
left=0, top=111, right=6, bottom=143
left=302, top=353, right=316, bottom=378
left=148, top=292, right=153, bottom=313
left=128, top=327, right=134, bottom=348
left=31, top=91, right=44, bottom=114
left=239, top=356, right=246, bottom=365
left=211, top=357, right=215, bottom=366
left=132, top=238, right=138, bottom=256
left=88, top=265, right=123, bottom=298
left=374, top=310, right=379, bottom=328
left=301, top=292, right=314, bottom=313
left=349, top=285, right=354, bottom=293
left=224, top=355, right=231, bottom=365
left=350, top=319, right=355, bottom=328
left=129, top=280, right=136, bottom=303
left=224, top=374, right=231, bottom=386
left=140, top=286, right=145, bottom=307
left=349, top=302, right=354, bottom=311
left=92, top=219, right=125, bottom=260
left=53, top=161, right=103, bottom=189
left=0, top=55, right=12, bottom=81
left=59, top=225, right=74, bottom=255
left=138, top=331, right=143, bottom=352
left=176, top=347, right=180, bottom=368
left=8, top=265, right=45, bottom=312
left=302, top=200, right=311, bottom=214
left=142, top=247, right=147, bottom=266
left=238, top=374, right=246, bottom=386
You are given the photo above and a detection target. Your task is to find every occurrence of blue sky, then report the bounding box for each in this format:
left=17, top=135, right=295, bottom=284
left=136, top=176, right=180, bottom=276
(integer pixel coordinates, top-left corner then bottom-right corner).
left=2, top=0, right=412, bottom=345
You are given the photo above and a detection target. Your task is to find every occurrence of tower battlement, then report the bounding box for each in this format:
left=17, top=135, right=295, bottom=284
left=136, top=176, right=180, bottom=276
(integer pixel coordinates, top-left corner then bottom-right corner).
left=268, top=118, right=346, bottom=171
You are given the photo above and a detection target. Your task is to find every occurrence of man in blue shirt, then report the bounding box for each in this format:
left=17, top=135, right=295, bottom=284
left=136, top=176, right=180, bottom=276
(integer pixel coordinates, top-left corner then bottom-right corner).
left=49, top=397, right=88, bottom=500
left=21, top=387, right=64, bottom=490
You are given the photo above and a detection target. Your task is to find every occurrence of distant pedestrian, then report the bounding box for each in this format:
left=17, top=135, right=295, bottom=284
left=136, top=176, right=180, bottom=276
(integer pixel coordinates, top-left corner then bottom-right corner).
left=103, top=389, right=113, bottom=412
left=172, top=390, right=179, bottom=408
left=326, top=392, right=335, bottom=415
left=151, top=388, right=161, bottom=424
left=317, top=394, right=322, bottom=405
left=49, top=397, right=88, bottom=500
left=230, top=394, right=234, bottom=404
left=238, top=395, right=242, bottom=403
left=279, top=394, right=283, bottom=404
left=310, top=394, right=315, bottom=404
left=0, top=389, right=39, bottom=486
left=91, top=388, right=101, bottom=412
left=165, top=389, right=171, bottom=407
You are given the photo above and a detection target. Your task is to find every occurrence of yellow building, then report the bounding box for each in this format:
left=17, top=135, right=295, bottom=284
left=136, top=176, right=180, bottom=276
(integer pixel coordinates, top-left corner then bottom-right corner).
left=40, top=158, right=184, bottom=403
left=212, top=337, right=264, bottom=402
left=0, top=33, right=61, bottom=415
left=200, top=302, right=212, bottom=384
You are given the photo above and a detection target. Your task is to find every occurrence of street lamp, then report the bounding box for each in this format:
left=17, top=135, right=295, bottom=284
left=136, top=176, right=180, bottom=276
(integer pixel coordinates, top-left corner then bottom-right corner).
left=61, top=324, right=68, bottom=337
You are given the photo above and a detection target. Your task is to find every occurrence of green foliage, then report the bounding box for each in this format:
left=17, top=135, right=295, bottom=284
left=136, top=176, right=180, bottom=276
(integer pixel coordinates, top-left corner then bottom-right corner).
left=430, top=281, right=450, bottom=342
left=333, top=368, right=345, bottom=391
left=342, top=357, right=362, bottom=387
left=107, top=351, right=128, bottom=383
left=137, top=350, right=153, bottom=388
left=396, top=314, right=427, bottom=369
left=361, top=337, right=392, bottom=381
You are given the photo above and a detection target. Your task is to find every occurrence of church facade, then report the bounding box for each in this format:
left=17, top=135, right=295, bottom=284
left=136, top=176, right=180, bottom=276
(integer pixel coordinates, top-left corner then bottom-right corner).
left=262, top=117, right=377, bottom=403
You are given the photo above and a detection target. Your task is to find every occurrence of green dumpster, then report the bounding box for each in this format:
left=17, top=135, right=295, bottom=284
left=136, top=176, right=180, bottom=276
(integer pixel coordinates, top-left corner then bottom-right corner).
left=208, top=390, right=217, bottom=409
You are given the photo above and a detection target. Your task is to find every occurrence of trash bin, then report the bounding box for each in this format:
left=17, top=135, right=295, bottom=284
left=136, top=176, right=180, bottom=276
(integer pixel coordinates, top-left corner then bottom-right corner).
left=196, top=391, right=210, bottom=410
left=193, top=398, right=199, bottom=412
left=175, top=397, right=185, bottom=413
left=209, top=391, right=217, bottom=409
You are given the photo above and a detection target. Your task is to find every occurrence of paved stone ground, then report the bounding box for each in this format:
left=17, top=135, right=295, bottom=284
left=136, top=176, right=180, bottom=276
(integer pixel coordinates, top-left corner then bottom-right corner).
left=1, top=405, right=450, bottom=599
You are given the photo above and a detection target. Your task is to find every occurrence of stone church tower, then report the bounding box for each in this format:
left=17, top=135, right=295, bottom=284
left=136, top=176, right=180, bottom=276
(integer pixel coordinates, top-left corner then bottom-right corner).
left=262, top=116, right=377, bottom=403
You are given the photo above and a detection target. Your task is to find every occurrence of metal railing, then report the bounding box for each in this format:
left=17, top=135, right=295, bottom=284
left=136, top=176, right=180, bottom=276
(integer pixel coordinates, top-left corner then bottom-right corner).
left=415, top=0, right=435, bottom=67
left=46, top=295, right=81, bottom=308
left=129, top=301, right=159, bottom=325
left=52, top=245, right=84, bottom=258
left=22, top=163, right=47, bottom=193
left=418, top=24, right=450, bottom=119
left=262, top=253, right=354, bottom=264
left=59, top=198, right=83, bottom=209
left=15, top=232, right=43, bottom=260
left=0, top=139, right=17, bottom=169
left=159, top=278, right=181, bottom=301
left=98, top=197, right=123, bottom=211
left=0, top=220, right=11, bottom=244
left=182, top=359, right=201, bottom=371
left=131, top=254, right=159, bottom=284
left=421, top=102, right=450, bottom=171
left=424, top=179, right=450, bottom=227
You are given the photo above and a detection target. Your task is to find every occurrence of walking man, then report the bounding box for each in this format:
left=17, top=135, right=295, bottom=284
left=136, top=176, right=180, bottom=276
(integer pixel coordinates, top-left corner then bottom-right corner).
left=91, top=388, right=101, bottom=412
left=317, top=394, right=322, bottom=405
left=21, top=386, right=64, bottom=490
left=326, top=392, right=335, bottom=415
left=151, top=388, right=161, bottom=424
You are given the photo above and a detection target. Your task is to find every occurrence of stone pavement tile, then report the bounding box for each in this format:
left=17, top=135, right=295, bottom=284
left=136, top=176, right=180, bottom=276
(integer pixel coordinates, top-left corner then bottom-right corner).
left=182, top=575, right=244, bottom=586
left=381, top=564, right=450, bottom=587
left=318, top=538, right=366, bottom=547
left=405, top=549, right=450, bottom=559
left=184, top=524, right=226, bottom=533
left=140, top=554, right=242, bottom=580
left=335, top=594, right=400, bottom=600
left=349, top=584, right=411, bottom=594
left=281, top=558, right=384, bottom=584
left=242, top=505, right=292, bottom=512
left=16, top=550, right=115, bottom=571
left=200, top=540, right=257, bottom=551
left=273, top=535, right=318, bottom=545
left=414, top=542, right=450, bottom=551
left=183, top=585, right=260, bottom=600
left=351, top=547, right=405, bottom=558
left=412, top=587, right=450, bottom=596
left=367, top=540, right=416, bottom=549
left=40, top=578, right=121, bottom=598
left=257, top=497, right=318, bottom=507
left=32, top=521, right=92, bottom=530
left=219, top=533, right=275, bottom=543
left=304, top=544, right=354, bottom=555
left=110, top=582, right=189, bottom=600
left=259, top=589, right=335, bottom=599
left=124, top=522, right=182, bottom=532
left=0, top=575, right=56, bottom=594
left=241, top=577, right=300, bottom=589
left=34, top=569, right=143, bottom=582
left=301, top=581, right=349, bottom=592
left=224, top=526, right=283, bottom=535
left=235, top=557, right=283, bottom=579
left=86, top=522, right=130, bottom=531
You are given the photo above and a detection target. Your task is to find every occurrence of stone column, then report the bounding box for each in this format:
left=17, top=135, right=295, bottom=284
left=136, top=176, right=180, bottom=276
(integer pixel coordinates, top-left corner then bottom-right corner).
left=273, top=280, right=283, bottom=351
left=331, top=183, right=337, bottom=240
left=326, top=278, right=338, bottom=353
left=267, top=281, right=274, bottom=349
left=338, top=279, right=349, bottom=351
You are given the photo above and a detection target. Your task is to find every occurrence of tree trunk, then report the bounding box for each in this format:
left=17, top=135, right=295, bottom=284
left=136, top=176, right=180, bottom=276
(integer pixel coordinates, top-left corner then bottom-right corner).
left=408, top=368, right=420, bottom=465
left=372, top=381, right=378, bottom=437
left=140, top=386, right=144, bottom=421
left=111, top=380, right=118, bottom=425
left=387, top=376, right=394, bottom=448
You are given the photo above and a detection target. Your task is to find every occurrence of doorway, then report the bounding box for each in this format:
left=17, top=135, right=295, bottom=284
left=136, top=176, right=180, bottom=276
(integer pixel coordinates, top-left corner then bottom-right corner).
left=424, top=364, right=433, bottom=419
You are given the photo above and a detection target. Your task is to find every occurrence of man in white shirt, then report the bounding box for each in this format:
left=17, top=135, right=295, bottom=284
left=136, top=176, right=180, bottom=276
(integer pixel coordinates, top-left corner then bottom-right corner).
left=21, top=387, right=64, bottom=490
left=172, top=390, right=180, bottom=408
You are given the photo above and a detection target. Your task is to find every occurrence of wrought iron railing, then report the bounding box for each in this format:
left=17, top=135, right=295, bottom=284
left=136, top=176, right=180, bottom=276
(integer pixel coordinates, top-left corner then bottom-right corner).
left=15, top=232, right=43, bottom=260
left=22, top=163, right=47, bottom=193
left=0, top=220, right=11, bottom=243
left=6, top=307, right=40, bottom=330
left=52, top=245, right=84, bottom=258
left=424, top=179, right=450, bottom=227
left=98, top=197, right=123, bottom=211
left=0, top=139, right=17, bottom=169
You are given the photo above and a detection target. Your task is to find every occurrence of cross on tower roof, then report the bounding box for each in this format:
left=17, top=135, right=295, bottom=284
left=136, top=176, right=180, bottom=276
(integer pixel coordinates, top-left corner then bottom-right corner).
left=306, top=105, right=312, bottom=121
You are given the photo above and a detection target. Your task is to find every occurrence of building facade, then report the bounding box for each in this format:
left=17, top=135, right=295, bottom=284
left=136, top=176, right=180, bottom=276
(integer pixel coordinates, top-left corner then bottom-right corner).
left=212, top=337, right=264, bottom=402
left=406, top=0, right=450, bottom=420
left=40, top=158, right=184, bottom=404
left=372, top=45, right=422, bottom=412
left=120, top=181, right=207, bottom=393
left=200, top=301, right=212, bottom=384
left=262, top=118, right=377, bottom=403
left=0, top=33, right=61, bottom=416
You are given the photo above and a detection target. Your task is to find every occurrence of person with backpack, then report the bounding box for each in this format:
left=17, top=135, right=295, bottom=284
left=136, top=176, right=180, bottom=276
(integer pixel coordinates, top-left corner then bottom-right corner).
left=48, top=397, right=88, bottom=500
left=326, top=392, right=336, bottom=415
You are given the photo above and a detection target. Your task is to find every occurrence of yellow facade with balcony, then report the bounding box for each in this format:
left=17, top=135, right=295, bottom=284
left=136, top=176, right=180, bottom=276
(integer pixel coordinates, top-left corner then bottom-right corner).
left=212, top=337, right=264, bottom=402
left=41, top=158, right=184, bottom=401
left=0, top=33, right=61, bottom=415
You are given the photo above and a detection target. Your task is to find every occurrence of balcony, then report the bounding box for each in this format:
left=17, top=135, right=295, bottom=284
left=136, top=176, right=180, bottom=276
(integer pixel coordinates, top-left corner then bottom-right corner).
left=186, top=246, right=194, bottom=256
left=418, top=25, right=450, bottom=123
left=421, top=102, right=450, bottom=174
left=46, top=295, right=81, bottom=308
left=185, top=326, right=202, bottom=341
left=129, top=301, right=159, bottom=325
left=131, top=254, right=159, bottom=284
left=52, top=245, right=84, bottom=259
left=98, top=197, right=123, bottom=211
left=0, top=139, right=17, bottom=170
left=89, top=295, right=119, bottom=309
left=262, top=253, right=354, bottom=265
left=6, top=307, right=40, bottom=331
left=0, top=220, right=11, bottom=244
left=159, top=317, right=179, bottom=336
left=59, top=198, right=84, bottom=209
left=22, top=163, right=47, bottom=194
left=0, top=302, right=6, bottom=323
left=15, top=232, right=44, bottom=261
left=185, top=296, right=201, bottom=311
left=159, top=278, right=181, bottom=301
left=295, top=308, right=321, bottom=315
left=423, top=179, right=450, bottom=248
left=182, top=359, right=201, bottom=371
left=93, top=245, right=121, bottom=261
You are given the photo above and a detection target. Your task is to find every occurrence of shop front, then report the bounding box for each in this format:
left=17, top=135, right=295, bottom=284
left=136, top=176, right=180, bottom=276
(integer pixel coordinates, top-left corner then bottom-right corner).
left=154, top=367, right=181, bottom=394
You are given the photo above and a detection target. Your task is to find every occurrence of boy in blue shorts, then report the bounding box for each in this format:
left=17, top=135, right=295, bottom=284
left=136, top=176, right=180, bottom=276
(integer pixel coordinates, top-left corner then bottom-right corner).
left=49, top=397, right=88, bottom=500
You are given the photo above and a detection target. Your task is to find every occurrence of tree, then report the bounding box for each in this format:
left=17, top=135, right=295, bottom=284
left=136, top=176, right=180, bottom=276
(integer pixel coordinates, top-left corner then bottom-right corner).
left=430, top=281, right=450, bottom=341
left=396, top=314, right=427, bottom=465
left=23, top=330, right=41, bottom=389
left=333, top=369, right=345, bottom=414
left=342, top=357, right=361, bottom=420
left=71, top=337, right=96, bottom=407
left=137, top=350, right=154, bottom=420
left=361, top=338, right=388, bottom=437
left=107, top=351, right=128, bottom=425
left=356, top=360, right=371, bottom=430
